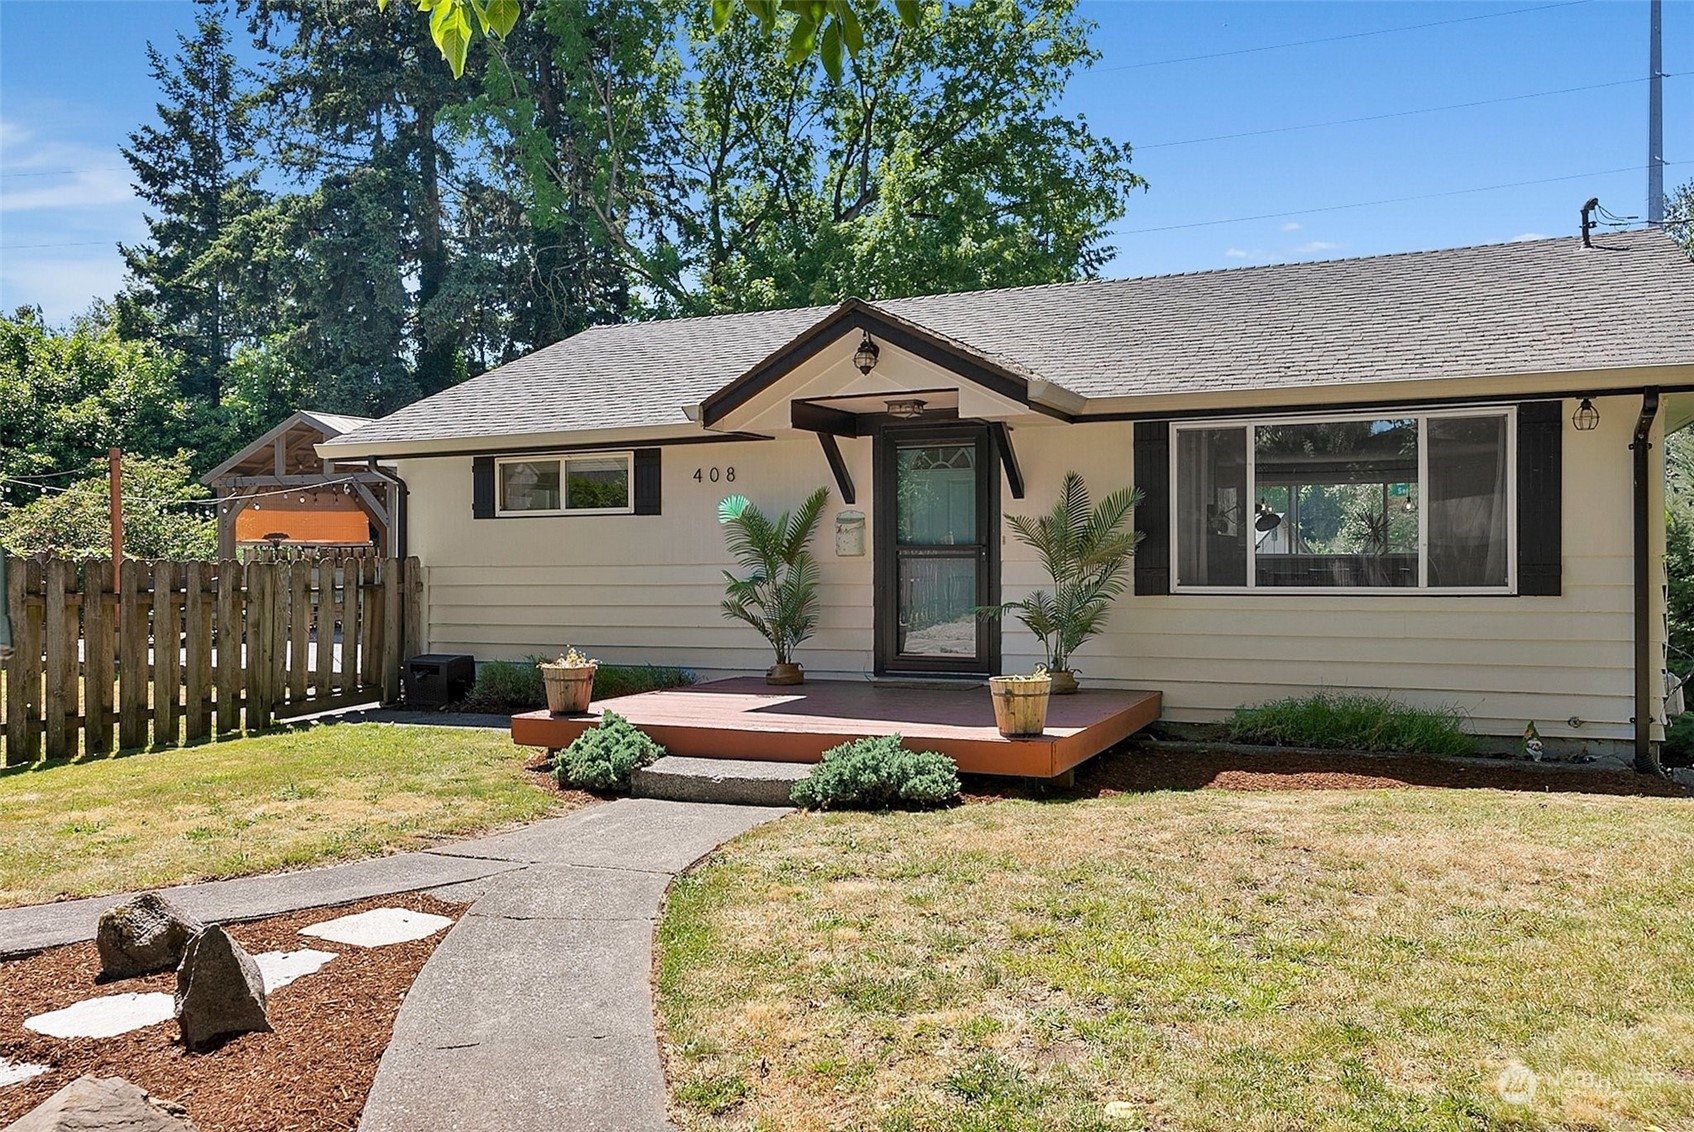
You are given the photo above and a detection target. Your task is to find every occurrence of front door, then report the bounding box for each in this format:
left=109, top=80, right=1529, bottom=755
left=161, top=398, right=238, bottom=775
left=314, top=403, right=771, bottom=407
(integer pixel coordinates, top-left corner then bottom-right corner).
left=875, top=424, right=999, bottom=674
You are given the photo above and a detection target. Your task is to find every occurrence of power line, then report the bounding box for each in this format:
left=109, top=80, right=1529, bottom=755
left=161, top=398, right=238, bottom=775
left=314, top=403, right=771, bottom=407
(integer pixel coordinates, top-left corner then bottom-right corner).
left=1095, top=0, right=1593, bottom=72
left=1116, top=160, right=1694, bottom=236
left=1140, top=75, right=1668, bottom=151
left=0, top=241, right=116, bottom=250
left=0, top=168, right=127, bottom=179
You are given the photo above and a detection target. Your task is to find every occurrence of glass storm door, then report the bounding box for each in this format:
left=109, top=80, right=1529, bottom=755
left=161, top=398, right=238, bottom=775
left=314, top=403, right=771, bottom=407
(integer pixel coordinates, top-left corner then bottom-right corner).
left=875, top=425, right=998, bottom=674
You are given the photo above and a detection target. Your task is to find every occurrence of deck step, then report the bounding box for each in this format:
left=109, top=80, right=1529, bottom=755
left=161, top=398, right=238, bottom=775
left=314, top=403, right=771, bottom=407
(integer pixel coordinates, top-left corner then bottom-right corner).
left=632, top=756, right=809, bottom=807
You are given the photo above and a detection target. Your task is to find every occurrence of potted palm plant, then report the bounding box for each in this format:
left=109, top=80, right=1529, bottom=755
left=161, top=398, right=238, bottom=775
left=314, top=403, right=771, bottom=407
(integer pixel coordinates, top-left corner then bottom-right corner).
left=983, top=472, right=1142, bottom=693
left=718, top=487, right=829, bottom=685
left=537, top=647, right=597, bottom=714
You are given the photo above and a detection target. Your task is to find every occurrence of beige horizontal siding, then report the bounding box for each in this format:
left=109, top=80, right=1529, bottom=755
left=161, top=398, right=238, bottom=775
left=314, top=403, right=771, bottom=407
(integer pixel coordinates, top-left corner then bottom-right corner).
left=398, top=392, right=1665, bottom=744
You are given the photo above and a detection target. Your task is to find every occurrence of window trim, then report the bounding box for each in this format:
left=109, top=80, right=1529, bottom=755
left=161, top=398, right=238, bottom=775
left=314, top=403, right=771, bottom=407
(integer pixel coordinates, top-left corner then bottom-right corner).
left=1169, top=406, right=1518, bottom=596
left=494, top=451, right=637, bottom=517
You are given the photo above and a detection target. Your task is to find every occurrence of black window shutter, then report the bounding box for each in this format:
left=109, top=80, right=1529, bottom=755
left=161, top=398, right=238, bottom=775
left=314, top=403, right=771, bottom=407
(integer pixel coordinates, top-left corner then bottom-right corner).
left=472, top=456, right=495, bottom=519
left=1133, top=421, right=1171, bottom=595
left=634, top=448, right=661, bottom=515
left=1516, top=401, right=1562, bottom=595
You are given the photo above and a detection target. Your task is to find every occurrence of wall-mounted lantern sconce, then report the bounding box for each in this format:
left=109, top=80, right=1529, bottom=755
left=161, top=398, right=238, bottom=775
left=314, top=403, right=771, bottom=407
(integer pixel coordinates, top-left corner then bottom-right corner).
left=885, top=398, right=927, bottom=420
left=1572, top=397, right=1601, bottom=431
left=853, top=333, right=880, bottom=375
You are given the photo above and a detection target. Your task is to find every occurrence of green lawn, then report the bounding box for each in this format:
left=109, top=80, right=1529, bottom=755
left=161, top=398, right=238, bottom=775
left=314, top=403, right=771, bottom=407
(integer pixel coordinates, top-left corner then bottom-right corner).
left=0, top=723, right=566, bottom=907
left=658, top=785, right=1694, bottom=1132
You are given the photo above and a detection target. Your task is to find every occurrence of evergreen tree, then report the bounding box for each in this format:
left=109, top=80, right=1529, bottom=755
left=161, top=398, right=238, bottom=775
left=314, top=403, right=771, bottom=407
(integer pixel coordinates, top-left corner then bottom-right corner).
left=119, top=0, right=257, bottom=404
left=252, top=0, right=471, bottom=400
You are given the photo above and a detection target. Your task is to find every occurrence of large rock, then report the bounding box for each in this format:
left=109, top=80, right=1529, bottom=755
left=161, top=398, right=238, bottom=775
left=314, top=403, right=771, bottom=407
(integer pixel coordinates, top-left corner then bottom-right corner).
left=96, top=893, right=203, bottom=980
left=174, top=926, right=272, bottom=1051
left=9, top=1074, right=198, bottom=1131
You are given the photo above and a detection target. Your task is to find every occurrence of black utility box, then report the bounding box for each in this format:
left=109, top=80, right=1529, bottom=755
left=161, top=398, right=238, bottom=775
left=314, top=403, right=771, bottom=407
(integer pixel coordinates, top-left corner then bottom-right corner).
left=405, top=653, right=476, bottom=707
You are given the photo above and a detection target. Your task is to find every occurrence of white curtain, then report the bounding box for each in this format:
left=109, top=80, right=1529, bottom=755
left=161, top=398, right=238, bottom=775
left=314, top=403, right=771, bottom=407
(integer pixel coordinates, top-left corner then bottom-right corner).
left=1427, top=416, right=1510, bottom=587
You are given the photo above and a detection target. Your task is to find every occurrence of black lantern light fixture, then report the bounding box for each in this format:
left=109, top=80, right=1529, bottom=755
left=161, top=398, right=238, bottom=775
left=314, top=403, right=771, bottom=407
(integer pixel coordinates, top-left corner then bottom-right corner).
left=853, top=332, right=880, bottom=375
left=1572, top=397, right=1601, bottom=431
left=885, top=398, right=927, bottom=420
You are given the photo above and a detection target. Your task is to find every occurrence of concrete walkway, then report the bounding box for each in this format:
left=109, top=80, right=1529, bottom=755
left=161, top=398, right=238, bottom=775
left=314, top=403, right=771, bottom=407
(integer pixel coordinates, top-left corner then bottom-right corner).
left=0, top=798, right=787, bottom=1132
left=359, top=799, right=786, bottom=1132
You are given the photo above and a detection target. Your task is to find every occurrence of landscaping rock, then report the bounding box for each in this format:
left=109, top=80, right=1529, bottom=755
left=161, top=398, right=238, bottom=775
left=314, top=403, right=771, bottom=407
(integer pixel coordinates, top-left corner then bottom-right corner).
left=8, top=1074, right=197, bottom=1131
left=96, top=893, right=203, bottom=980
left=174, top=926, right=272, bottom=1051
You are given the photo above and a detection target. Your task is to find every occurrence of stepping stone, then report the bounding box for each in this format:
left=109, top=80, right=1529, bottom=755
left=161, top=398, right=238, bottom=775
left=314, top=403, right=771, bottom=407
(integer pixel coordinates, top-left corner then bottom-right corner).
left=24, top=993, right=174, bottom=1039
left=0, top=1057, right=52, bottom=1087
left=300, top=908, right=453, bottom=948
left=632, top=756, right=809, bottom=806
left=252, top=948, right=336, bottom=992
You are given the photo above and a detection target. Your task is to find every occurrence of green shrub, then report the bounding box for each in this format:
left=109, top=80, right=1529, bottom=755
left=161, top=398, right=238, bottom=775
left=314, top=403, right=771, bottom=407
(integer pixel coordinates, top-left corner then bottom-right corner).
left=790, top=735, right=961, bottom=810
left=1227, top=692, right=1476, bottom=756
left=459, top=659, right=547, bottom=712
left=1663, top=712, right=1694, bottom=768
left=458, top=658, right=696, bottom=712
left=555, top=711, right=665, bottom=791
left=594, top=664, right=696, bottom=700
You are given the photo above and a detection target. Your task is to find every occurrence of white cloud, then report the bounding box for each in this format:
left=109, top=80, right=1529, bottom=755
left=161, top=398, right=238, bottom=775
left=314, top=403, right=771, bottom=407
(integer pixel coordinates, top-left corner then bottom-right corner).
left=1294, top=240, right=1341, bottom=254
left=1224, top=247, right=1250, bottom=258
left=0, top=253, right=128, bottom=323
left=0, top=119, right=134, bottom=211
left=0, top=118, right=139, bottom=319
left=1280, top=222, right=1301, bottom=232
left=1510, top=232, right=1549, bottom=243
left=0, top=167, right=134, bottom=212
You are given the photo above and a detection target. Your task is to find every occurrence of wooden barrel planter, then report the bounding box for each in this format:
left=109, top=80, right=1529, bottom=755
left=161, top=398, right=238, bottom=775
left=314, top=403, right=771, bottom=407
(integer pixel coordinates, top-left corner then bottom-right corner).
left=989, top=674, right=1053, bottom=737
left=540, top=663, right=597, bottom=714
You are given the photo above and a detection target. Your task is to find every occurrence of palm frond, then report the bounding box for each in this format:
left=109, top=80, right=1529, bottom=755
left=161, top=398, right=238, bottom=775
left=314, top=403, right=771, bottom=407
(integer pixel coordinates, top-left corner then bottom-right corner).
left=1001, top=472, right=1140, bottom=670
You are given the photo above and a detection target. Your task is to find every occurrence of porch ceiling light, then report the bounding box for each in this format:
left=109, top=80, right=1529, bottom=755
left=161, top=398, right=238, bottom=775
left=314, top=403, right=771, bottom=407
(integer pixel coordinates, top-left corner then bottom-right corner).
left=1572, top=397, right=1601, bottom=431
left=853, top=332, right=880, bottom=375
left=886, top=398, right=928, bottom=420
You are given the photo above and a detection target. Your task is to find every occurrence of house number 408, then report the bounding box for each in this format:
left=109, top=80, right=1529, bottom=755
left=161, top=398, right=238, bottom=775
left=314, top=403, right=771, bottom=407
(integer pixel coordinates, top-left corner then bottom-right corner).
left=692, top=466, right=736, bottom=483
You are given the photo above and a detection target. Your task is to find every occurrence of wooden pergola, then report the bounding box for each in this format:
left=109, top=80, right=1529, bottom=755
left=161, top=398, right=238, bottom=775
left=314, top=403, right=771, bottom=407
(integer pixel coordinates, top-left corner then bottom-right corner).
left=201, top=410, right=398, bottom=559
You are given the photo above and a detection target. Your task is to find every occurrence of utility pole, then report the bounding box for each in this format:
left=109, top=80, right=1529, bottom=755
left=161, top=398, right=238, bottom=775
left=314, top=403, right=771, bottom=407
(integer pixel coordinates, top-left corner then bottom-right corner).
left=108, top=448, right=123, bottom=571
left=1649, top=0, right=1665, bottom=226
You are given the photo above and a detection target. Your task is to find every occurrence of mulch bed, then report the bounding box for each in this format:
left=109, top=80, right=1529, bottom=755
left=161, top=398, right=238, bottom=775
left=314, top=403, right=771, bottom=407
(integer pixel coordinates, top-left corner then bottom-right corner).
left=963, top=743, right=1688, bottom=802
left=521, top=752, right=602, bottom=805
left=0, top=892, right=465, bottom=1131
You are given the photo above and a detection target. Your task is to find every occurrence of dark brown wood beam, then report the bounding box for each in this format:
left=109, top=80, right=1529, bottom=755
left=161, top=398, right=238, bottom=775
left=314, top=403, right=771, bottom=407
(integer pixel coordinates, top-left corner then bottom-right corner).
left=791, top=400, right=861, bottom=438
left=990, top=421, right=1024, bottom=500
left=817, top=433, right=856, bottom=504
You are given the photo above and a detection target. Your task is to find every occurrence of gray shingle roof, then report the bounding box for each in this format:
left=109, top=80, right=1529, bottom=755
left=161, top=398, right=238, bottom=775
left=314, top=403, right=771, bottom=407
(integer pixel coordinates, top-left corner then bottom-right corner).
left=326, top=230, right=1693, bottom=450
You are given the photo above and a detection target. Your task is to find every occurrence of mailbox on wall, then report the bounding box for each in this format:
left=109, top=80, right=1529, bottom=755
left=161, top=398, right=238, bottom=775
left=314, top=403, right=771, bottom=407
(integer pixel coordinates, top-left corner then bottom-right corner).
left=835, top=510, right=865, bottom=556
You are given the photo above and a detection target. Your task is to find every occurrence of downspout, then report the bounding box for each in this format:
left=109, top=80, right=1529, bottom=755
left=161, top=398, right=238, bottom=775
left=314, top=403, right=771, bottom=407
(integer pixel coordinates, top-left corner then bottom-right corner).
left=366, top=459, right=412, bottom=668
left=1632, top=389, right=1664, bottom=775
left=365, top=459, right=408, bottom=561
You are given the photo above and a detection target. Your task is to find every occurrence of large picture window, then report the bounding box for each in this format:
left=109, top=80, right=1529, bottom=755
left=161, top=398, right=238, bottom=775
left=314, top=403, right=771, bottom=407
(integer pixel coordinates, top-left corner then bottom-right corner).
left=496, top=452, right=633, bottom=516
left=1172, top=409, right=1514, bottom=592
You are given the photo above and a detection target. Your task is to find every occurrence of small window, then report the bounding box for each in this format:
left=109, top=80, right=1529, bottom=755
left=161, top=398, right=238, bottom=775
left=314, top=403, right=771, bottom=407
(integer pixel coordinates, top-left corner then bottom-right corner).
left=1171, top=409, right=1514, bottom=593
left=496, top=453, right=633, bottom=516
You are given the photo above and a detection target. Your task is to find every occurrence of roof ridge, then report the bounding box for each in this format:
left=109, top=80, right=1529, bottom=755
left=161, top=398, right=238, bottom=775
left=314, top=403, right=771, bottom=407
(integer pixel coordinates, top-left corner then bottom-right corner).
left=580, top=229, right=1674, bottom=332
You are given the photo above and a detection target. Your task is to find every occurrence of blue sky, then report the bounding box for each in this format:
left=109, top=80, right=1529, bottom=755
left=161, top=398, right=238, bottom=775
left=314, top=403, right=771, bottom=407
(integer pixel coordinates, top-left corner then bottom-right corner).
left=0, top=0, right=1687, bottom=322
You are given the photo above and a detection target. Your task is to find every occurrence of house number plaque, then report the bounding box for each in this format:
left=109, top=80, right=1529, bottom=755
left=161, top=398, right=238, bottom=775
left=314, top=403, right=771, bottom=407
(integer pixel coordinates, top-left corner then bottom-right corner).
left=692, top=467, right=737, bottom=484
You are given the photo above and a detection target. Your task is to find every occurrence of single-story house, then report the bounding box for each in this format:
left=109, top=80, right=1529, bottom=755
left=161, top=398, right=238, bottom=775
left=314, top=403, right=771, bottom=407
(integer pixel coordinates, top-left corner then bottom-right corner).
left=203, top=410, right=399, bottom=557
left=319, top=229, right=1694, bottom=764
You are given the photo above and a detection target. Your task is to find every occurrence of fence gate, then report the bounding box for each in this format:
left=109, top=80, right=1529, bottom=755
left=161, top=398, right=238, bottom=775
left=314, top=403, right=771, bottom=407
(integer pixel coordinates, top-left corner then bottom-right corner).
left=1, top=553, right=422, bottom=765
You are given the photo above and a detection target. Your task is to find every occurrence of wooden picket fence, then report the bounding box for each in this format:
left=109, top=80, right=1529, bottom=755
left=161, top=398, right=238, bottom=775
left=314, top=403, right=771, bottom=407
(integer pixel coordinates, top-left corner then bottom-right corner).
left=1, top=553, right=422, bottom=765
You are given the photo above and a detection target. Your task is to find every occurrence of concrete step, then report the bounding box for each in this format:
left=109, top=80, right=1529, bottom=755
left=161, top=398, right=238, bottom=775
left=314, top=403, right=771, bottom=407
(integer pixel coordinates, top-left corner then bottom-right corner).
left=632, top=756, right=809, bottom=807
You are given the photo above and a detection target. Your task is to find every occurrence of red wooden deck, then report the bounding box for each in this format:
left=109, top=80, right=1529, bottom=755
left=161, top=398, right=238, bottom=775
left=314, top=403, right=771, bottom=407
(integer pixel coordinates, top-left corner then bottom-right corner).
left=510, top=677, right=1162, bottom=779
